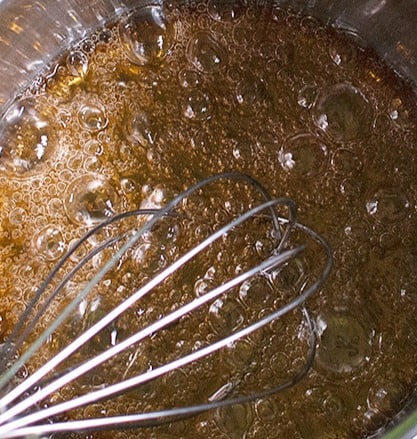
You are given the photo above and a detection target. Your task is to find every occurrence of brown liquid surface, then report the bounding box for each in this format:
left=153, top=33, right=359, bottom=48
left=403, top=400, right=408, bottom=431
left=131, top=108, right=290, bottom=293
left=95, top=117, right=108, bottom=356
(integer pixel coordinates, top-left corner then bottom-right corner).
left=1, top=1, right=417, bottom=438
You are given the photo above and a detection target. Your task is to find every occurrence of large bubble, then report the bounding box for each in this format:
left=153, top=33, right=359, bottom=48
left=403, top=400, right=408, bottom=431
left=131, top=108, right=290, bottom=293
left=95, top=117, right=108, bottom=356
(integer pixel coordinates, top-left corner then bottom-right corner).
left=314, top=82, right=373, bottom=142
left=0, top=98, right=56, bottom=175
left=119, top=5, right=175, bottom=66
left=365, top=186, right=411, bottom=224
left=65, top=174, right=119, bottom=225
left=186, top=31, right=228, bottom=73
left=278, top=133, right=328, bottom=178
left=315, top=311, right=373, bottom=375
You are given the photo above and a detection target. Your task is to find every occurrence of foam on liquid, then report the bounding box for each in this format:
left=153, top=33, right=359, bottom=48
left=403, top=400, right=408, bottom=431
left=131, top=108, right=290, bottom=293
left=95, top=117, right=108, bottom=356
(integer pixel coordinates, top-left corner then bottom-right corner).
left=1, top=1, right=417, bottom=438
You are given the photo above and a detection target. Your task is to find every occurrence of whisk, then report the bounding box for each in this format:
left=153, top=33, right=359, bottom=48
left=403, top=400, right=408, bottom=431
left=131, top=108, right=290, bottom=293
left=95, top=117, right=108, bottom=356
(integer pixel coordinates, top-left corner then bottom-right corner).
left=0, top=172, right=332, bottom=438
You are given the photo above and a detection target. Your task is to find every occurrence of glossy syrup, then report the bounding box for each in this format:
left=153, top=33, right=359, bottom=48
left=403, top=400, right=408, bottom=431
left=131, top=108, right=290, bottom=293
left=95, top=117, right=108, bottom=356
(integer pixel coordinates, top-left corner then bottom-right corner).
left=0, top=1, right=417, bottom=438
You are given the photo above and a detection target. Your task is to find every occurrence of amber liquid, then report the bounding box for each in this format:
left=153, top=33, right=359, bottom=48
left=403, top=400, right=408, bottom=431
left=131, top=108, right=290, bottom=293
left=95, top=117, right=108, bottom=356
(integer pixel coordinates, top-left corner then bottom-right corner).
left=1, top=1, right=417, bottom=438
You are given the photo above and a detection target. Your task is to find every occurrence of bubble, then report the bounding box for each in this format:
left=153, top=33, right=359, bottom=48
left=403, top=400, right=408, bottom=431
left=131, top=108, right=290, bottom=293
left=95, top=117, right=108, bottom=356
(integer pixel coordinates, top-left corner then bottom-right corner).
left=239, top=275, right=274, bottom=308
left=399, top=277, right=417, bottom=304
left=0, top=98, right=56, bottom=175
left=65, top=174, right=119, bottom=225
left=186, top=31, right=228, bottom=73
left=322, top=391, right=347, bottom=419
left=328, top=38, right=357, bottom=67
left=379, top=231, right=400, bottom=251
left=67, top=51, right=89, bottom=78
left=57, top=109, right=72, bottom=128
left=123, top=111, right=156, bottom=147
left=119, top=5, right=175, bottom=66
left=208, top=298, right=245, bottom=336
left=315, top=312, right=372, bottom=375
left=178, top=69, right=202, bottom=88
left=120, top=177, right=136, bottom=194
left=215, top=403, right=253, bottom=439
left=223, top=339, right=256, bottom=369
left=84, top=140, right=103, bottom=156
left=255, top=398, right=279, bottom=423
left=78, top=103, right=108, bottom=132
left=208, top=0, right=245, bottom=22
left=9, top=207, right=26, bottom=225
left=388, top=97, right=411, bottom=128
left=131, top=242, right=167, bottom=274
left=331, top=147, right=362, bottom=175
left=235, top=77, right=268, bottom=111
left=258, top=41, right=276, bottom=60
left=182, top=90, right=213, bottom=121
left=278, top=133, right=328, bottom=178
left=344, top=219, right=370, bottom=243
left=314, top=82, right=373, bottom=141
left=98, top=28, right=113, bottom=44
left=269, top=351, right=291, bottom=374
left=367, top=378, right=407, bottom=415
left=297, top=85, right=317, bottom=109
left=140, top=186, right=167, bottom=209
left=81, top=39, right=95, bottom=54
left=194, top=277, right=215, bottom=297
left=33, top=226, right=66, bottom=261
left=365, top=186, right=410, bottom=224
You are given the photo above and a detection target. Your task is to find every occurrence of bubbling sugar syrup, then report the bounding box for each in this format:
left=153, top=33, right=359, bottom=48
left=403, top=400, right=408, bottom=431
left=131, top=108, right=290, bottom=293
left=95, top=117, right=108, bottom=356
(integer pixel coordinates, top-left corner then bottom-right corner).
left=1, top=1, right=417, bottom=438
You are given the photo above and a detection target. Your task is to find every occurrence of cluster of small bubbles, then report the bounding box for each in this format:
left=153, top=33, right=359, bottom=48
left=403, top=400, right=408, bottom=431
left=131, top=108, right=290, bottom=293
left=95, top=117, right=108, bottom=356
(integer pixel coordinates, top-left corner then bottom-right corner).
left=313, top=82, right=373, bottom=141
left=0, top=97, right=56, bottom=175
left=118, top=5, right=175, bottom=66
left=186, top=31, right=228, bottom=73
left=278, top=133, right=328, bottom=178
left=64, top=174, right=119, bottom=225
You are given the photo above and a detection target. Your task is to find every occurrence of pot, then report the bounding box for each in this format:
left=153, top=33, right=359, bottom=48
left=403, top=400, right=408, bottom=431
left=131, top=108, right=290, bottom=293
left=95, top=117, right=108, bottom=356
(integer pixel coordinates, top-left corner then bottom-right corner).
left=0, top=0, right=416, bottom=437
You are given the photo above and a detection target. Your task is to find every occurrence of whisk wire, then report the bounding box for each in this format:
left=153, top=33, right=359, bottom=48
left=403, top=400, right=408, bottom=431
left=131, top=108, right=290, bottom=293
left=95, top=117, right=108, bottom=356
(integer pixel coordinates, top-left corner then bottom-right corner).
left=0, top=246, right=303, bottom=435
left=0, top=172, right=332, bottom=437
left=0, top=209, right=162, bottom=374
left=2, top=308, right=317, bottom=438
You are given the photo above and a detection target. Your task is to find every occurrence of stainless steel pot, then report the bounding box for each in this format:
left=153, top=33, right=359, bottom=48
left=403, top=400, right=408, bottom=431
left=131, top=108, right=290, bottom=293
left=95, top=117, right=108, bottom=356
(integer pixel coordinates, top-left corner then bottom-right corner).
left=0, top=0, right=416, bottom=437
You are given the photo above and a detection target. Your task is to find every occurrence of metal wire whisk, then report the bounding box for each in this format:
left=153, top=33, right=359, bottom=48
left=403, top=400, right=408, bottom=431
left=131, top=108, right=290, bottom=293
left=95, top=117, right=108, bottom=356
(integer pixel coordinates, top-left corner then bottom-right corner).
left=0, top=172, right=332, bottom=438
